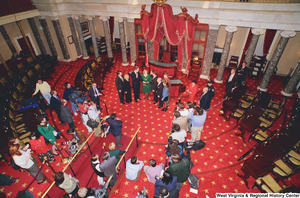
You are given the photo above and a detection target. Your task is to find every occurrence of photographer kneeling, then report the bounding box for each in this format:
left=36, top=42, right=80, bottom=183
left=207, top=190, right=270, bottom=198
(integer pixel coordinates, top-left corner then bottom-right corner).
left=154, top=171, right=178, bottom=198
left=187, top=106, right=207, bottom=143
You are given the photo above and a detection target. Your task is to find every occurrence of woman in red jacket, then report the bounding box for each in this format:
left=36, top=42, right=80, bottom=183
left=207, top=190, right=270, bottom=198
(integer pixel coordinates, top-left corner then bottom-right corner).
left=29, top=132, right=55, bottom=162
left=180, top=80, right=198, bottom=102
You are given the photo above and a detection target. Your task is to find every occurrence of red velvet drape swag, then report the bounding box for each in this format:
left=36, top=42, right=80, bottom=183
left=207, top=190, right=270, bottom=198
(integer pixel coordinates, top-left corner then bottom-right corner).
left=141, top=4, right=196, bottom=70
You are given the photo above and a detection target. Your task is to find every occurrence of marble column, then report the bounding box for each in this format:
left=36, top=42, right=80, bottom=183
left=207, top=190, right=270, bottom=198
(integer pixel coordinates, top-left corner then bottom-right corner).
left=86, top=16, right=99, bottom=59
left=258, top=31, right=296, bottom=91
left=115, top=17, right=129, bottom=66
left=51, top=17, right=70, bottom=60
left=281, top=61, right=300, bottom=96
left=214, top=26, right=237, bottom=83
left=182, top=45, right=187, bottom=71
left=73, top=15, right=89, bottom=59
left=39, top=17, right=57, bottom=57
left=148, top=40, right=154, bottom=62
left=127, top=20, right=136, bottom=66
left=67, top=15, right=81, bottom=57
left=244, top=28, right=265, bottom=67
left=200, top=25, right=219, bottom=79
left=100, top=16, right=113, bottom=59
left=0, top=25, right=17, bottom=54
left=27, top=18, right=46, bottom=54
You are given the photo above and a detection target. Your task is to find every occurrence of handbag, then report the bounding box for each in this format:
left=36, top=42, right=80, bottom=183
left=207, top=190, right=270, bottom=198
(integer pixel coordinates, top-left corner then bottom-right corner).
left=87, top=110, right=99, bottom=129
left=182, top=158, right=199, bottom=189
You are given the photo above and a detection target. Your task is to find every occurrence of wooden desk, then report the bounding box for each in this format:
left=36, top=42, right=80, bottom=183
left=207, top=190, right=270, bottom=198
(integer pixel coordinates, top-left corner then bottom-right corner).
left=170, top=80, right=185, bottom=97
left=238, top=155, right=273, bottom=188
left=149, top=60, right=177, bottom=78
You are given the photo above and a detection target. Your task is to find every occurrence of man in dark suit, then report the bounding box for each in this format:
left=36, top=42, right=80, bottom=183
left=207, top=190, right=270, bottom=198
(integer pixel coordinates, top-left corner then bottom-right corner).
left=61, top=99, right=75, bottom=130
left=115, top=71, right=125, bottom=104
left=100, top=152, right=117, bottom=187
left=131, top=66, right=142, bottom=102
left=198, top=87, right=210, bottom=110
left=50, top=90, right=66, bottom=125
left=156, top=78, right=164, bottom=108
left=223, top=68, right=237, bottom=99
left=106, top=113, right=123, bottom=147
left=207, top=80, right=215, bottom=109
left=88, top=83, right=102, bottom=109
left=237, top=61, right=248, bottom=86
left=150, top=70, right=158, bottom=103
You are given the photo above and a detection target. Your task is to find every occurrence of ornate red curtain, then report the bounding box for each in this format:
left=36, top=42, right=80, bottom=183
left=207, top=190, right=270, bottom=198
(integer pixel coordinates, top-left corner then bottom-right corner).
left=263, top=29, right=277, bottom=57
left=141, top=4, right=198, bottom=70
left=109, top=17, right=114, bottom=43
left=239, top=29, right=253, bottom=67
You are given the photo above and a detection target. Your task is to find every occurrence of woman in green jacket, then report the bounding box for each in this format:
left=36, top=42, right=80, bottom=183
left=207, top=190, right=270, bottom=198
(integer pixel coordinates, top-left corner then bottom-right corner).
left=37, top=115, right=59, bottom=155
left=142, top=69, right=152, bottom=100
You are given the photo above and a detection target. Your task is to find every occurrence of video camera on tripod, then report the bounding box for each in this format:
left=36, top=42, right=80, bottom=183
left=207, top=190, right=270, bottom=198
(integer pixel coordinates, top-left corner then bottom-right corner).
left=135, top=187, right=148, bottom=198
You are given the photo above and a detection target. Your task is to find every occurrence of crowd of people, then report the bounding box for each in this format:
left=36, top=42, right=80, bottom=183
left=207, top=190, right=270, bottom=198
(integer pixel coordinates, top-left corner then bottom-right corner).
left=4, top=60, right=250, bottom=197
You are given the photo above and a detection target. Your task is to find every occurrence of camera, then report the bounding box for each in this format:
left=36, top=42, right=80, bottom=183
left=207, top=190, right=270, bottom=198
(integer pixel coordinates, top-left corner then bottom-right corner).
left=175, top=98, right=182, bottom=105
left=135, top=187, right=148, bottom=198
left=155, top=175, right=160, bottom=180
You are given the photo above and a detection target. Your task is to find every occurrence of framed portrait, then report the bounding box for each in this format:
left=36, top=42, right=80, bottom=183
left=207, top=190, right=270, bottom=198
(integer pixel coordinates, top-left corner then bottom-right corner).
left=67, top=35, right=73, bottom=44
left=80, top=21, right=89, bottom=34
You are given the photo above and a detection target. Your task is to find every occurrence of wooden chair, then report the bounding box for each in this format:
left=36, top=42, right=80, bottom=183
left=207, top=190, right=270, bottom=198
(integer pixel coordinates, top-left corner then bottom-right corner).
left=96, top=56, right=102, bottom=64
left=248, top=129, right=278, bottom=143
left=287, top=150, right=300, bottom=166
left=162, top=52, right=171, bottom=63
left=254, top=174, right=296, bottom=193
left=272, top=159, right=294, bottom=179
left=268, top=96, right=286, bottom=112
left=228, top=56, right=239, bottom=69
left=0, top=76, right=7, bottom=86
left=17, top=63, right=24, bottom=70
left=27, top=57, right=33, bottom=63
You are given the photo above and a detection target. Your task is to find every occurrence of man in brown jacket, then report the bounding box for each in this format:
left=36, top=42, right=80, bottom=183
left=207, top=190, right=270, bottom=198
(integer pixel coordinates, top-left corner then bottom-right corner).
left=172, top=110, right=188, bottom=132
left=67, top=128, right=87, bottom=149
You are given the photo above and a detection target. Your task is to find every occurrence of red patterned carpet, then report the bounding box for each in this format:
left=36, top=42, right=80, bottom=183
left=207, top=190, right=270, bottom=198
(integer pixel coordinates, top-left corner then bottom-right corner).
left=1, top=51, right=299, bottom=198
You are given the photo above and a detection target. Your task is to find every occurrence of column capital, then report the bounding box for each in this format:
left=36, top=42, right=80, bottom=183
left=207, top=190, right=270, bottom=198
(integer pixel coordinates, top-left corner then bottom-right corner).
left=280, top=30, right=296, bottom=38
left=50, top=16, right=59, bottom=21
left=72, top=15, right=80, bottom=20
left=209, top=24, right=219, bottom=30
left=38, top=16, right=45, bottom=20
left=225, top=26, right=237, bottom=33
left=115, top=17, right=124, bottom=22
left=127, top=17, right=135, bottom=23
left=66, top=14, right=72, bottom=18
left=251, top=28, right=265, bottom=35
left=99, top=16, right=109, bottom=21
left=85, top=15, right=94, bottom=21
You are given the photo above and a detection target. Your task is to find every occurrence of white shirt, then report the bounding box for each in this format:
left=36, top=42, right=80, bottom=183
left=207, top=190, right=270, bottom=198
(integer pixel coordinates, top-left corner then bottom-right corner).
left=88, top=106, right=99, bottom=120
left=13, top=150, right=34, bottom=169
left=170, top=129, right=187, bottom=143
left=179, top=109, right=189, bottom=117
left=228, top=73, right=235, bottom=82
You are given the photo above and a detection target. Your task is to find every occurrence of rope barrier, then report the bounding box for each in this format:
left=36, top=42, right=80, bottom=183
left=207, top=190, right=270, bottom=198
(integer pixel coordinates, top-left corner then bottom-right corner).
left=41, top=118, right=105, bottom=198
left=115, top=127, right=140, bottom=171
left=16, top=162, right=46, bottom=198
left=207, top=98, right=226, bottom=111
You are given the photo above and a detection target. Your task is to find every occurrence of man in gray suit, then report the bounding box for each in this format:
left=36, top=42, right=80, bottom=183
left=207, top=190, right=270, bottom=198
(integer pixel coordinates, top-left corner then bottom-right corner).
left=100, top=152, right=117, bottom=187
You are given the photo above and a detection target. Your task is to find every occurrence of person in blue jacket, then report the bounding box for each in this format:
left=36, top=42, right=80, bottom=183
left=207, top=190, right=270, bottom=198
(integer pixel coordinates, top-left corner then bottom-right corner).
left=106, top=113, right=123, bottom=147
left=154, top=171, right=177, bottom=196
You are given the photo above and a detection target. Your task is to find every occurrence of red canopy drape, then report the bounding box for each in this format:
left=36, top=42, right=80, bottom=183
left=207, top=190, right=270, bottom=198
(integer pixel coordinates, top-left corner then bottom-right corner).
left=109, top=17, right=114, bottom=43
left=239, top=29, right=253, bottom=67
left=263, top=29, right=277, bottom=57
left=141, top=4, right=198, bottom=71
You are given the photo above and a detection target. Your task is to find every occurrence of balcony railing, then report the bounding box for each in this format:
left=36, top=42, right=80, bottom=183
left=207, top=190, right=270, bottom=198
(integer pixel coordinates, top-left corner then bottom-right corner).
left=0, top=0, right=36, bottom=17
